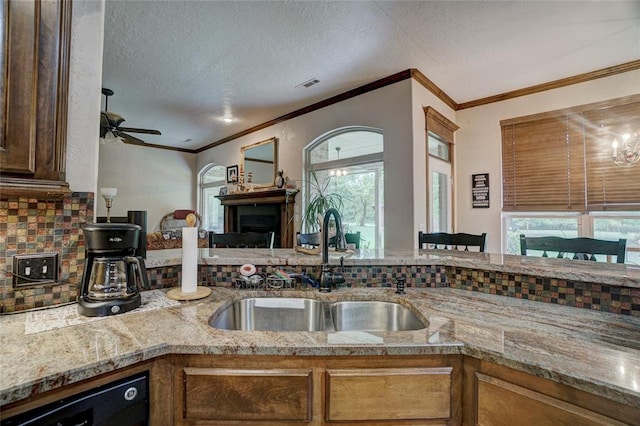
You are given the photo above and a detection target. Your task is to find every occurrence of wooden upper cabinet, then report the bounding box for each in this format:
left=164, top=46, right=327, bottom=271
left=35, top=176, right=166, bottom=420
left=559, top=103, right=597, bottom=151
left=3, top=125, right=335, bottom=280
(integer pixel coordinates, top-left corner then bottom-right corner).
left=0, top=0, right=72, bottom=197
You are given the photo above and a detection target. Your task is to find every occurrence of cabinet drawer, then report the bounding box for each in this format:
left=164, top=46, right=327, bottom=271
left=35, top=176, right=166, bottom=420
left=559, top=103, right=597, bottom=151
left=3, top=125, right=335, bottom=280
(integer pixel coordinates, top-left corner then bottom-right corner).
left=476, top=373, right=627, bottom=426
left=182, top=367, right=312, bottom=422
left=325, top=367, right=452, bottom=422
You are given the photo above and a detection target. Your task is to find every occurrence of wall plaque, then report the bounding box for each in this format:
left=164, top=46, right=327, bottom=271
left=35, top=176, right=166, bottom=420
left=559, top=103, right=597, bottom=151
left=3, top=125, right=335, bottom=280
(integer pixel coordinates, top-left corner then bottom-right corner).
left=472, top=173, right=490, bottom=208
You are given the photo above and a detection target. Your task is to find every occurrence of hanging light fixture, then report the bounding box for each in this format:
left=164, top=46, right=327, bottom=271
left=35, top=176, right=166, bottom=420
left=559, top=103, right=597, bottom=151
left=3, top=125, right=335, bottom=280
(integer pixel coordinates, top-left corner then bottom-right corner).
left=329, top=147, right=348, bottom=176
left=611, top=132, right=640, bottom=167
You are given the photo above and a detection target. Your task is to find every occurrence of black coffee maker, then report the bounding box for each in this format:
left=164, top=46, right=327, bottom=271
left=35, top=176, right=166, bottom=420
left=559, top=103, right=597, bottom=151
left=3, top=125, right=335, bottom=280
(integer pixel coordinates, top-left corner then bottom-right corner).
left=78, top=223, right=149, bottom=317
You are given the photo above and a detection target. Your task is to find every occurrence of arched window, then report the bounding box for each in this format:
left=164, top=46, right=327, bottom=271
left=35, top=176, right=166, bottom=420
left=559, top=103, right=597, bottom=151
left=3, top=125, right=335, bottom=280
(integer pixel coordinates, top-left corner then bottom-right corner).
left=199, top=164, right=226, bottom=232
left=304, top=127, right=384, bottom=249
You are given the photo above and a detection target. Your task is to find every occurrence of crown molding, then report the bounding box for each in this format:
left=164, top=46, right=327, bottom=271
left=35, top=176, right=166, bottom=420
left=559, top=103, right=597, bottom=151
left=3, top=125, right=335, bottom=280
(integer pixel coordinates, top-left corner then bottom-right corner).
left=456, top=59, right=640, bottom=110
left=139, top=60, right=640, bottom=152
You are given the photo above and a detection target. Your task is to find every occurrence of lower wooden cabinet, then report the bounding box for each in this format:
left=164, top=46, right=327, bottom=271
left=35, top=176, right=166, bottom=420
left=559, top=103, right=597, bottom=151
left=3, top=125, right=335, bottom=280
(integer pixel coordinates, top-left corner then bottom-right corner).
left=5, top=354, right=637, bottom=426
left=464, top=358, right=640, bottom=426
left=325, top=367, right=452, bottom=422
left=182, top=367, right=312, bottom=422
left=476, top=373, right=626, bottom=426
left=173, top=354, right=462, bottom=425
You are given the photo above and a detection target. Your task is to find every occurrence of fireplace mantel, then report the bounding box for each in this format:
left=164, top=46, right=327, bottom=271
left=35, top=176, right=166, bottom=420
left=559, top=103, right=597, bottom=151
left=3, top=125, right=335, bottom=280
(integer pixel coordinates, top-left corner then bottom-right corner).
left=216, top=189, right=299, bottom=248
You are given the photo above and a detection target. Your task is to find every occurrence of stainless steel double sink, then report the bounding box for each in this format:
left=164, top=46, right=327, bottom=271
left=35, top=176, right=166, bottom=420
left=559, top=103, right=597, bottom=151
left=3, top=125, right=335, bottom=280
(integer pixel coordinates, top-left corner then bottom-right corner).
left=209, top=298, right=428, bottom=332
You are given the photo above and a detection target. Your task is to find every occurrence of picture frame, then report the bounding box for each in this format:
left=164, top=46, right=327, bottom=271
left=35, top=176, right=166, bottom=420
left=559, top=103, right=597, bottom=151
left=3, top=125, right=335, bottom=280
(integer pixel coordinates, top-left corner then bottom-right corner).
left=226, top=165, right=239, bottom=183
left=218, top=186, right=228, bottom=196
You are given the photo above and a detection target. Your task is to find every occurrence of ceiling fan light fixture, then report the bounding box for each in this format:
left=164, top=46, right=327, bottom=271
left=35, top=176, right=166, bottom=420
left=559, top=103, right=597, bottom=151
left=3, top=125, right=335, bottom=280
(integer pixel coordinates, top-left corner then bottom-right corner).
left=99, top=130, right=124, bottom=145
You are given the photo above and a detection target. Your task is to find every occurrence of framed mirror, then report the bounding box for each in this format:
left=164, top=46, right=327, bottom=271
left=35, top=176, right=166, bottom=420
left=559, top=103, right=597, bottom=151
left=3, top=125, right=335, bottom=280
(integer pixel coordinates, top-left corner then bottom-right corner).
left=241, top=137, right=278, bottom=188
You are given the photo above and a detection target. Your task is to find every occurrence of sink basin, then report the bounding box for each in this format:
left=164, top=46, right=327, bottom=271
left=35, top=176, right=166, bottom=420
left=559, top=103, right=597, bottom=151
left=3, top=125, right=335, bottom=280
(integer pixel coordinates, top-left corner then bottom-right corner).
left=331, top=301, right=427, bottom=331
left=210, top=298, right=327, bottom=331
left=210, top=298, right=428, bottom=332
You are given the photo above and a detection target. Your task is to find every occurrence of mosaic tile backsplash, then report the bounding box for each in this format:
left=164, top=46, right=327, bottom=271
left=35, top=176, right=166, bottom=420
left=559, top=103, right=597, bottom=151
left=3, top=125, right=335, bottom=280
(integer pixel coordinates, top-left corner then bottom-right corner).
left=145, top=264, right=638, bottom=316
left=447, top=267, right=639, bottom=317
left=0, top=193, right=93, bottom=313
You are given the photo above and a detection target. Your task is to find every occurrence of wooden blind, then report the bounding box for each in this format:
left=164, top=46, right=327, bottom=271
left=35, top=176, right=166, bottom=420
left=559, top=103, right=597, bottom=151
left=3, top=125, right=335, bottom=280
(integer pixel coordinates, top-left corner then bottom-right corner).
left=583, top=102, right=640, bottom=210
left=502, top=114, right=585, bottom=211
left=501, top=97, right=640, bottom=212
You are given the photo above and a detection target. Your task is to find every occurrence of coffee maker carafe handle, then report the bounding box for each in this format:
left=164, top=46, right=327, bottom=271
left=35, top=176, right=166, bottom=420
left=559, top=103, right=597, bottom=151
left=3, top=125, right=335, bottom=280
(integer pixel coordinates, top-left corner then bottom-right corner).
left=125, top=256, right=150, bottom=291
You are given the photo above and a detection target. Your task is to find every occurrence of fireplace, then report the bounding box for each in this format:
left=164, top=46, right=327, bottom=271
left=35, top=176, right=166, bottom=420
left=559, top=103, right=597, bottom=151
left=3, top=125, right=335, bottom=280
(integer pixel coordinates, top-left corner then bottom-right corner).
left=238, top=205, right=281, bottom=246
left=216, top=189, right=299, bottom=248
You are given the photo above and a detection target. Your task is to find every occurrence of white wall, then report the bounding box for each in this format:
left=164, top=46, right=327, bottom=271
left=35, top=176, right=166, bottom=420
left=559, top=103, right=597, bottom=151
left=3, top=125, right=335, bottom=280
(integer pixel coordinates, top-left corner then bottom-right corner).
left=455, top=70, right=640, bottom=253
left=197, top=80, right=416, bottom=249
left=98, top=143, right=197, bottom=230
left=65, top=0, right=104, bottom=193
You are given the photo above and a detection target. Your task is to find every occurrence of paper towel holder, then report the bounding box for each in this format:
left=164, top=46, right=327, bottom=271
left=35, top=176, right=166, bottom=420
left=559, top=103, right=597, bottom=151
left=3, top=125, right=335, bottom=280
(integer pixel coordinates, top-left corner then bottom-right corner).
left=167, top=217, right=212, bottom=301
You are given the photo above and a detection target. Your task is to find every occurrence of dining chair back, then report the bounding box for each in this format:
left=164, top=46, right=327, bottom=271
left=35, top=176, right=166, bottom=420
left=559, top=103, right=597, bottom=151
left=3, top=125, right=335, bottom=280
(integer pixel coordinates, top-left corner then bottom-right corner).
left=418, top=232, right=487, bottom=252
left=328, top=231, right=361, bottom=249
left=297, top=232, right=322, bottom=247
left=519, top=235, right=626, bottom=263
left=209, top=232, right=274, bottom=248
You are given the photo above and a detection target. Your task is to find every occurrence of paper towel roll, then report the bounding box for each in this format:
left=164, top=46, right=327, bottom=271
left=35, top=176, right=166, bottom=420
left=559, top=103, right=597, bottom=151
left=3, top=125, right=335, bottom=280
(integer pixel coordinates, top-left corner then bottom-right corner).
left=181, top=227, right=198, bottom=293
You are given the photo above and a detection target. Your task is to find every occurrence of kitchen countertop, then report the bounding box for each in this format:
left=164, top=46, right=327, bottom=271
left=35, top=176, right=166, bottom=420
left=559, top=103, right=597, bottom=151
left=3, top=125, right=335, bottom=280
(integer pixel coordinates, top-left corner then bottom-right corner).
left=1, top=286, right=639, bottom=409
left=145, top=248, right=640, bottom=288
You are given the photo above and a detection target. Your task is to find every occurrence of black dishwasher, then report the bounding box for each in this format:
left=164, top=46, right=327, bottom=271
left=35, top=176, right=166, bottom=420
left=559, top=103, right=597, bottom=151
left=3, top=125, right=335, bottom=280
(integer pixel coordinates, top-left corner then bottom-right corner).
left=1, top=372, right=149, bottom=426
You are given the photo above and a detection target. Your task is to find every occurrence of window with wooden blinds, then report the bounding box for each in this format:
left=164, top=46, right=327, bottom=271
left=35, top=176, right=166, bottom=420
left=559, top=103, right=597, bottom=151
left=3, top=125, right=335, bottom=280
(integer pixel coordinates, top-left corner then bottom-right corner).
left=584, top=102, right=640, bottom=211
left=502, top=114, right=585, bottom=211
left=501, top=96, right=640, bottom=212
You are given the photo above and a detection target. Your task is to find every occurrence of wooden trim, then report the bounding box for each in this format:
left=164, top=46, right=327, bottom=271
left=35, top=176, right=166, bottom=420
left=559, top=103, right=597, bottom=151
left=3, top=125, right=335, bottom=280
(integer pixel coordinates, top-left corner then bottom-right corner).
left=412, top=68, right=459, bottom=110
left=137, top=60, right=639, bottom=152
left=195, top=70, right=413, bottom=153
left=0, top=177, right=70, bottom=199
left=458, top=59, right=640, bottom=110
left=500, top=93, right=640, bottom=127
left=424, top=105, right=460, bottom=144
left=54, top=0, right=72, bottom=179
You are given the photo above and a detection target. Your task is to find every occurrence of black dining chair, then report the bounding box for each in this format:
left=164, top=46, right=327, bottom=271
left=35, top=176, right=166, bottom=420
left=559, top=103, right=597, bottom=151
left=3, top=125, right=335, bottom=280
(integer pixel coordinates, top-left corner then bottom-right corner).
left=297, top=232, right=322, bottom=247
left=209, top=232, right=274, bottom=248
left=519, top=235, right=626, bottom=263
left=418, top=232, right=487, bottom=252
left=328, top=231, right=361, bottom=249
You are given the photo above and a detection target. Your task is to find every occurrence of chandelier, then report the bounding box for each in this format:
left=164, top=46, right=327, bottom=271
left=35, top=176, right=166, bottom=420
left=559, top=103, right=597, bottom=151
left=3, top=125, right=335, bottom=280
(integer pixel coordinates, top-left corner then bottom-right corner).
left=611, top=132, right=640, bottom=167
left=328, top=147, right=348, bottom=176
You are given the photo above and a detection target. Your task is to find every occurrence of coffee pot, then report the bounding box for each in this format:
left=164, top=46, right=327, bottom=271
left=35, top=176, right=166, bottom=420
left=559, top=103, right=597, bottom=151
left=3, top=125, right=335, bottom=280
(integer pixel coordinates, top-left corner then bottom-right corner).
left=78, top=223, right=149, bottom=317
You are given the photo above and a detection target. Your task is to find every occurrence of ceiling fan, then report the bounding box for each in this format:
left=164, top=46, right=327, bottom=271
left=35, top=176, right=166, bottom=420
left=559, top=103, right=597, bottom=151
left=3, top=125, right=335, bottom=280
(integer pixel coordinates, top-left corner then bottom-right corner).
left=100, top=88, right=161, bottom=145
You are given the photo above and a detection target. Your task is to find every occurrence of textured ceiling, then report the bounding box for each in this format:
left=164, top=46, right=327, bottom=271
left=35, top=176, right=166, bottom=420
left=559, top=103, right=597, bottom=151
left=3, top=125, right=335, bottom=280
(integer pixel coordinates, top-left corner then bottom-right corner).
left=101, top=1, right=640, bottom=150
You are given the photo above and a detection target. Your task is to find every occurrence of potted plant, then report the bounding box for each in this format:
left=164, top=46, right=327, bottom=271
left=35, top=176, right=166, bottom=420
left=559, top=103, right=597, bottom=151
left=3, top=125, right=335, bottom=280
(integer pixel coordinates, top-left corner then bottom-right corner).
left=301, top=171, right=344, bottom=233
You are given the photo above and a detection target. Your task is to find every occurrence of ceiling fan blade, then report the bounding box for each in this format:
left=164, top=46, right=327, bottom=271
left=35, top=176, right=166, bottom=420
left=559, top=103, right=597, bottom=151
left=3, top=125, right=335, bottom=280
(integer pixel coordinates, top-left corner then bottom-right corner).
left=118, top=126, right=161, bottom=135
left=120, top=132, right=150, bottom=146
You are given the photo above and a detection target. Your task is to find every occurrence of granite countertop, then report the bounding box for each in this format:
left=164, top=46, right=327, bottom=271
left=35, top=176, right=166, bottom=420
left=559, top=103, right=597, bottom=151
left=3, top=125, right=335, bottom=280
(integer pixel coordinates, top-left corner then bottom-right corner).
left=145, top=248, right=640, bottom=288
left=1, top=287, right=639, bottom=409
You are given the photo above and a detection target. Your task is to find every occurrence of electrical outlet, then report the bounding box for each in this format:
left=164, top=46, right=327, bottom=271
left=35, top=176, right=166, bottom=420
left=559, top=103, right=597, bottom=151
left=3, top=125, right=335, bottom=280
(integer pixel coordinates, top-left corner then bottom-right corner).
left=12, top=253, right=59, bottom=287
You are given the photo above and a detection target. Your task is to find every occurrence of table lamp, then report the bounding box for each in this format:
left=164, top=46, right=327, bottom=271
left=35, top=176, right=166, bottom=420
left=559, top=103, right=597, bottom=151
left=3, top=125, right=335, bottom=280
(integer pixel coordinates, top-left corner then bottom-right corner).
left=100, top=187, right=118, bottom=223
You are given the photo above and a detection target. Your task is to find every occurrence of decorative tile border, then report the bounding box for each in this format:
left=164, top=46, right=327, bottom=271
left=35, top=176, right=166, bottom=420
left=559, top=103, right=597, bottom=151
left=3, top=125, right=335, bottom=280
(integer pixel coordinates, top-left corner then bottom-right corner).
left=144, top=264, right=449, bottom=291
left=0, top=193, right=93, bottom=313
left=447, top=267, right=640, bottom=317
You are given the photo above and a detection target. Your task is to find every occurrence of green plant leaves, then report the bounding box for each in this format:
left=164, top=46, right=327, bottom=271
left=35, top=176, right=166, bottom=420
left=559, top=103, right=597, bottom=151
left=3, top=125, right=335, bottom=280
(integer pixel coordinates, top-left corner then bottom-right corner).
left=302, top=171, right=345, bottom=231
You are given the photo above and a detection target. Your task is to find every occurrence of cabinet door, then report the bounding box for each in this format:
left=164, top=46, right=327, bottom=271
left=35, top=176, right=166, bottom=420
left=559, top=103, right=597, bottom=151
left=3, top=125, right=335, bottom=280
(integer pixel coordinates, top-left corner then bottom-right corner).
left=1, top=0, right=38, bottom=174
left=182, top=367, right=313, bottom=422
left=325, top=367, right=452, bottom=422
left=476, top=373, right=627, bottom=426
left=1, top=0, right=71, bottom=195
